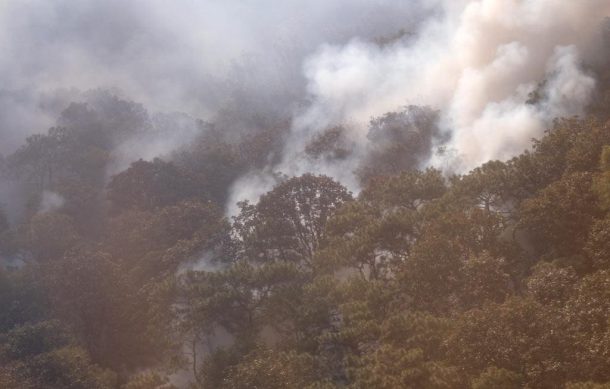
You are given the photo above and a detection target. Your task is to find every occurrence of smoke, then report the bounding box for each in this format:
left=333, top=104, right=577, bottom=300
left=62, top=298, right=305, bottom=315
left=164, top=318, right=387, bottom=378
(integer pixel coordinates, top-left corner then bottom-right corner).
left=176, top=250, right=224, bottom=276
left=285, top=0, right=607, bottom=177
left=222, top=1, right=609, bottom=210
left=1, top=0, right=609, bottom=215
left=39, top=191, right=65, bottom=213
left=0, top=88, right=79, bottom=154
left=226, top=170, right=287, bottom=217
left=0, top=0, right=430, bottom=154
left=107, top=111, right=207, bottom=176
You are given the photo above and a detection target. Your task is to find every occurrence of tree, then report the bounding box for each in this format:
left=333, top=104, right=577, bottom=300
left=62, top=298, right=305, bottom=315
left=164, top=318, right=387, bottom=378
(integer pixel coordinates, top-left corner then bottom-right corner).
left=519, top=172, right=602, bottom=258
left=233, top=174, right=352, bottom=268
left=124, top=372, right=177, bottom=389
left=174, top=124, right=288, bottom=205
left=585, top=216, right=610, bottom=270
left=107, top=158, right=202, bottom=212
left=564, top=270, right=610, bottom=382
left=458, top=252, right=513, bottom=309
left=593, top=145, right=610, bottom=211
left=27, top=212, right=79, bottom=261
left=0, top=321, right=116, bottom=389
left=179, top=260, right=304, bottom=343
left=0, top=268, right=46, bottom=333
left=344, top=310, right=462, bottom=388
left=106, top=199, right=230, bottom=278
left=526, top=261, right=577, bottom=306
left=173, top=132, right=243, bottom=206
left=178, top=260, right=306, bottom=385
left=221, top=348, right=323, bottom=389
left=450, top=160, right=513, bottom=213
left=305, top=126, right=353, bottom=162
left=357, top=105, right=444, bottom=183
left=0, top=207, right=12, bottom=256
left=566, top=383, right=610, bottom=389
left=6, top=130, right=66, bottom=192
left=43, top=245, right=178, bottom=372
left=471, top=367, right=523, bottom=389
left=319, top=169, right=446, bottom=282
left=359, top=168, right=446, bottom=211
left=447, top=297, right=569, bottom=388
left=399, top=208, right=515, bottom=313
left=319, top=200, right=404, bottom=281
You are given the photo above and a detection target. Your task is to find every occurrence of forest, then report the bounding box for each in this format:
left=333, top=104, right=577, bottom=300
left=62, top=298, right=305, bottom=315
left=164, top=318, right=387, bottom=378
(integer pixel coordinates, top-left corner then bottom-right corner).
left=0, top=90, right=609, bottom=388
left=2, top=1, right=610, bottom=388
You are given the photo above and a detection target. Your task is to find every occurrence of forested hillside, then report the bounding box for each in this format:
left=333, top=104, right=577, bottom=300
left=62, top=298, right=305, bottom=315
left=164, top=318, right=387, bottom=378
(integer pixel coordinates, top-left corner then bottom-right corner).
left=2, top=1, right=610, bottom=388
left=0, top=92, right=609, bottom=388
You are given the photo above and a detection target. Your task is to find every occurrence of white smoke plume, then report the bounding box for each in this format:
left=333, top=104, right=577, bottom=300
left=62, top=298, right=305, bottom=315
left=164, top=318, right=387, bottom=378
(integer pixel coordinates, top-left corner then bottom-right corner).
left=284, top=0, right=606, bottom=178
left=0, top=1, right=609, bottom=214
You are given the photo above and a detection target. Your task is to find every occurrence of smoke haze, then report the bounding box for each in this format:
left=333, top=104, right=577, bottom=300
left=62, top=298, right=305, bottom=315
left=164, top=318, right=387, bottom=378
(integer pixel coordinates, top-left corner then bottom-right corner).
left=0, top=0, right=429, bottom=149
left=1, top=0, right=609, bottom=214
left=290, top=0, right=608, bottom=174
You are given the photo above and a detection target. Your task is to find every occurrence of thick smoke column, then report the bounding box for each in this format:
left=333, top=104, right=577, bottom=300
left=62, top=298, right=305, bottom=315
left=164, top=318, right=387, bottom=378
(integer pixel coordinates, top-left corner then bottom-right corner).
left=228, top=0, right=610, bottom=211
left=288, top=0, right=607, bottom=174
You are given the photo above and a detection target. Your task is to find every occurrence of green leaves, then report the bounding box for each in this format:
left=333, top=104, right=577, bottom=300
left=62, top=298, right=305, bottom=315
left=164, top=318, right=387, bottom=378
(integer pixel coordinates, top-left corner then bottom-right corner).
left=3, top=100, right=610, bottom=388
left=519, top=172, right=601, bottom=257
left=0, top=321, right=116, bottom=389
left=107, top=158, right=204, bottom=213
left=234, top=174, right=352, bottom=268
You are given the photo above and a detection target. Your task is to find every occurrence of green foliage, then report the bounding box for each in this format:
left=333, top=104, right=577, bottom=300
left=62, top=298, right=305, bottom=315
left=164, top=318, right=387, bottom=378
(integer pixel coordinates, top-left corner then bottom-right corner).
left=519, top=172, right=601, bottom=257
left=0, top=268, right=46, bottom=332
left=123, top=371, right=177, bottom=389
left=449, top=160, right=513, bottom=212
left=447, top=297, right=570, bottom=388
left=357, top=105, right=443, bottom=182
left=349, top=346, right=450, bottom=389
left=234, top=174, right=353, bottom=268
left=43, top=246, right=177, bottom=371
left=2, top=92, right=610, bottom=388
left=107, top=158, right=203, bottom=212
left=107, top=199, right=230, bottom=277
left=305, top=126, right=353, bottom=161
left=0, top=321, right=116, bottom=389
left=593, top=145, right=610, bottom=210
left=221, top=347, right=322, bottom=389
left=585, top=216, right=610, bottom=270
left=567, top=383, right=610, bottom=389
left=564, top=270, right=610, bottom=381
left=174, top=124, right=288, bottom=204
left=471, top=367, right=523, bottom=389
left=526, top=261, right=577, bottom=305
left=360, top=168, right=446, bottom=210
left=27, top=211, right=80, bottom=260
